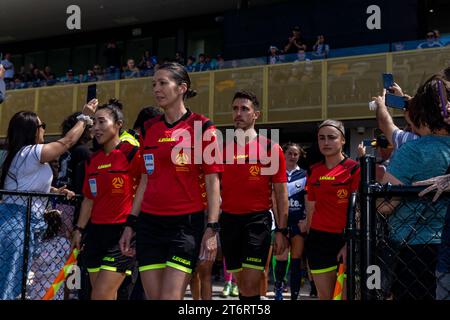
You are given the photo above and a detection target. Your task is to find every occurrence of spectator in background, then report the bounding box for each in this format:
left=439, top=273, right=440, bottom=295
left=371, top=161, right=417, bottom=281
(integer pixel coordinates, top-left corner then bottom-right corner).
left=205, top=55, right=216, bottom=70
left=174, top=52, right=185, bottom=66
left=0, top=65, right=5, bottom=104
left=294, top=49, right=309, bottom=62
left=185, top=56, right=196, bottom=72
left=433, top=30, right=445, bottom=46
left=84, top=69, right=98, bottom=83
left=140, top=60, right=155, bottom=77
left=123, top=59, right=140, bottom=79
left=0, top=53, right=14, bottom=87
left=93, top=65, right=105, bottom=81
left=417, top=31, right=443, bottom=49
left=312, top=35, right=330, bottom=59
left=41, top=66, right=57, bottom=85
left=195, top=54, right=211, bottom=72
left=30, top=68, right=46, bottom=87
left=216, top=54, right=225, bottom=69
left=267, top=46, right=282, bottom=65
left=61, top=69, right=80, bottom=85
left=284, top=26, right=307, bottom=56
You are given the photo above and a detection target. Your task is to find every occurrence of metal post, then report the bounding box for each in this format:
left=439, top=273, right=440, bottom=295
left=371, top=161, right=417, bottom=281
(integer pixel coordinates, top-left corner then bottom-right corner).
left=346, top=192, right=358, bottom=300
left=359, top=155, right=376, bottom=300
left=21, top=196, right=33, bottom=300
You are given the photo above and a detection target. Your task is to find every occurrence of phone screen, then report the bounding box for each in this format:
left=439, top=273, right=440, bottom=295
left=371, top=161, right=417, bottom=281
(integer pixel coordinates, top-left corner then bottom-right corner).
left=385, top=93, right=405, bottom=109
left=383, top=73, right=394, bottom=90
left=86, top=84, right=97, bottom=103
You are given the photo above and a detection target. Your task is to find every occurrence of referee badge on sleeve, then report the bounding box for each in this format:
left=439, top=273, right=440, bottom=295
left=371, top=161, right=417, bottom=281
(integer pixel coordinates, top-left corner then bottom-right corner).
left=144, top=154, right=155, bottom=174
left=88, top=178, right=97, bottom=197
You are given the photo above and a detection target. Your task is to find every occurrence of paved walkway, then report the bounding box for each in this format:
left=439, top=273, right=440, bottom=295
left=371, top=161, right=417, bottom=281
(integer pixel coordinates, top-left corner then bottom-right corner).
left=185, top=280, right=318, bottom=300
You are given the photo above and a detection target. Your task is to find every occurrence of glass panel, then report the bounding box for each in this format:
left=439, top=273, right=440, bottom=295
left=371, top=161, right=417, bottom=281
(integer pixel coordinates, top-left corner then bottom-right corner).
left=214, top=67, right=263, bottom=126
left=24, top=51, right=46, bottom=70
left=267, top=60, right=323, bottom=122
left=189, top=73, right=210, bottom=117
left=37, top=85, right=75, bottom=135
left=0, top=90, right=36, bottom=137
left=327, top=54, right=386, bottom=119
left=119, top=78, right=156, bottom=130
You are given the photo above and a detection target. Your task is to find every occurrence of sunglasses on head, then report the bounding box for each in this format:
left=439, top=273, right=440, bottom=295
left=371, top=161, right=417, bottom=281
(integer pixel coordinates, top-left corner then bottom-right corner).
left=38, top=122, right=46, bottom=130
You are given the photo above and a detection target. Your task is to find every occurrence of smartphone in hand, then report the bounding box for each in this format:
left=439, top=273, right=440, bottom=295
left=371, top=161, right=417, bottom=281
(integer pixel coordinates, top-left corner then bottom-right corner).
left=86, top=84, right=97, bottom=103
left=385, top=93, right=405, bottom=109
left=382, top=73, right=394, bottom=90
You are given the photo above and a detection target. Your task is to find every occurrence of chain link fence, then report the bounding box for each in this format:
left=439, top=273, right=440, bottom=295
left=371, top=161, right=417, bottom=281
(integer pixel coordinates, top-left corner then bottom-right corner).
left=0, top=190, right=81, bottom=300
left=347, top=156, right=450, bottom=300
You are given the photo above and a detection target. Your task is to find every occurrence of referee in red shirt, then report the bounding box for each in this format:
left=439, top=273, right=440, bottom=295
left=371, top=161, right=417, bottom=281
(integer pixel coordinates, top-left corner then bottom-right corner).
left=220, top=90, right=289, bottom=300
left=305, top=119, right=360, bottom=300
left=119, top=63, right=223, bottom=300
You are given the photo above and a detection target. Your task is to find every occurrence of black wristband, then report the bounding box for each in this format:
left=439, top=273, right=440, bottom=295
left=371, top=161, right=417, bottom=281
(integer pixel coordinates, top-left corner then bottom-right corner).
left=275, top=227, right=289, bottom=237
left=73, top=225, right=84, bottom=234
left=125, top=214, right=138, bottom=230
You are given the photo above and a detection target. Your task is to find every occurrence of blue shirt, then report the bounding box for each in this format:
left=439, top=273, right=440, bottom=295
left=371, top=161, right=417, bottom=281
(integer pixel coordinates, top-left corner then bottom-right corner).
left=387, top=135, right=450, bottom=245
left=287, top=166, right=307, bottom=221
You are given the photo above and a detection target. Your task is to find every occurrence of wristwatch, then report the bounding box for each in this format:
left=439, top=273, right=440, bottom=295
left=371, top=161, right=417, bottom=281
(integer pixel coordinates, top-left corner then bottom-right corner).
left=206, top=222, right=220, bottom=233
left=275, top=227, right=289, bottom=237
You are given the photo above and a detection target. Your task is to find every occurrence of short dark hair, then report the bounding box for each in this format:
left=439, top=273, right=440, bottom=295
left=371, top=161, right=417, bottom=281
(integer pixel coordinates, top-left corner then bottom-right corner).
left=133, top=106, right=163, bottom=131
left=61, top=111, right=91, bottom=144
left=282, top=142, right=306, bottom=158
left=232, top=90, right=260, bottom=111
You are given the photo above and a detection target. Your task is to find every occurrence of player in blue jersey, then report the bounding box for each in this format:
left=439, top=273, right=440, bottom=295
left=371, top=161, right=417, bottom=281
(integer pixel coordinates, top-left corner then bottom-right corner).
left=273, top=142, right=308, bottom=300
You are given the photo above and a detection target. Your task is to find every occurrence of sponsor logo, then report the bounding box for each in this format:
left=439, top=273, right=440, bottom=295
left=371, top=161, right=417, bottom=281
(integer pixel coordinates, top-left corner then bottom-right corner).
left=175, top=153, right=189, bottom=166
left=249, top=165, right=260, bottom=177
left=337, top=189, right=348, bottom=199
left=112, top=177, right=124, bottom=189
left=98, top=163, right=111, bottom=170
left=172, top=256, right=191, bottom=266
left=246, top=257, right=262, bottom=263
left=319, top=176, right=335, bottom=181
left=158, top=137, right=177, bottom=143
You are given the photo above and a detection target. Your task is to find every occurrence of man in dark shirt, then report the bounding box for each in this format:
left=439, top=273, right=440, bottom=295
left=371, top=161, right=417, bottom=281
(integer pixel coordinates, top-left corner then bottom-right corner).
left=284, top=26, right=307, bottom=56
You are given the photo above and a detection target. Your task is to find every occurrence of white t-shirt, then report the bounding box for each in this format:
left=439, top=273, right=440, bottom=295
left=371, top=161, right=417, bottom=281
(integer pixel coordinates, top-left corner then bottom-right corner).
left=3, top=145, right=53, bottom=216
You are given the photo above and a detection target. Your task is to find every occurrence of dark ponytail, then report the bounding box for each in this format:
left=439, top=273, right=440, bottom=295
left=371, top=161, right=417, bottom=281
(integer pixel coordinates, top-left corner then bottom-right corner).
left=158, top=62, right=197, bottom=100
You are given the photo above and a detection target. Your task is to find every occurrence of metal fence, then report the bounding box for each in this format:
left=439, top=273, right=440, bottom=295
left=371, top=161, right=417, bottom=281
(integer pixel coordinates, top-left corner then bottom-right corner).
left=347, top=156, right=450, bottom=300
left=0, top=190, right=81, bottom=300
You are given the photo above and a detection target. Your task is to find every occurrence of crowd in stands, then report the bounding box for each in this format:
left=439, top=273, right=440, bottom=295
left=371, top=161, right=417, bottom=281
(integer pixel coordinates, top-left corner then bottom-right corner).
left=267, top=26, right=330, bottom=65
left=2, top=28, right=450, bottom=92
left=1, top=40, right=227, bottom=91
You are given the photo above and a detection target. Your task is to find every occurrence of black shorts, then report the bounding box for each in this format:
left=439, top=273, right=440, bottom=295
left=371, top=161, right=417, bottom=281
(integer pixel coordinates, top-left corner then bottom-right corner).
left=220, top=211, right=272, bottom=273
left=136, top=211, right=204, bottom=274
left=83, top=223, right=135, bottom=275
left=305, top=228, right=345, bottom=274
left=288, top=214, right=307, bottom=238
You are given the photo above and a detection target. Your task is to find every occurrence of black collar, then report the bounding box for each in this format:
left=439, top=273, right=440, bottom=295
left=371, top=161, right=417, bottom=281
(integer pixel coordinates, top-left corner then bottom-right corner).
left=162, top=109, right=192, bottom=128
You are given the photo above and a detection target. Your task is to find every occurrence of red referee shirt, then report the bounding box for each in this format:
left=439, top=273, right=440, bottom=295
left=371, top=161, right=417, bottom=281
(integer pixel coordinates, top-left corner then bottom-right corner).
left=139, top=110, right=223, bottom=216
left=307, top=158, right=360, bottom=233
left=221, top=135, right=287, bottom=215
left=83, top=142, right=142, bottom=224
